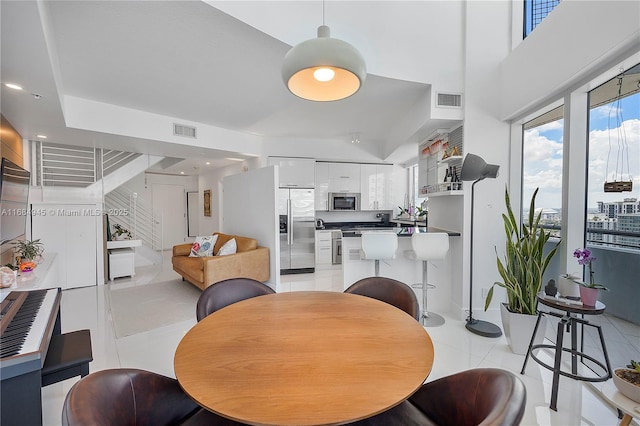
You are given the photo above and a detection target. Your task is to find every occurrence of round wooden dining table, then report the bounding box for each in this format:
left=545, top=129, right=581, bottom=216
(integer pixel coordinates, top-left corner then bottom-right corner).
left=174, top=291, right=434, bottom=426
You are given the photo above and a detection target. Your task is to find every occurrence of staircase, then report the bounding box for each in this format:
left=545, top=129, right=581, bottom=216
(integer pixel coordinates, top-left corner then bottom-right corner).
left=32, top=141, right=165, bottom=264
left=105, top=187, right=163, bottom=264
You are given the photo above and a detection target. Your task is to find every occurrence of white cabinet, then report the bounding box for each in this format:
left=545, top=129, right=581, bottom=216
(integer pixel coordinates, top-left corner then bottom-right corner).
left=360, top=164, right=393, bottom=210
left=268, top=157, right=315, bottom=188
left=315, top=230, right=333, bottom=265
left=109, top=248, right=135, bottom=280
left=328, top=163, right=360, bottom=193
left=315, top=162, right=330, bottom=211
left=30, top=203, right=99, bottom=289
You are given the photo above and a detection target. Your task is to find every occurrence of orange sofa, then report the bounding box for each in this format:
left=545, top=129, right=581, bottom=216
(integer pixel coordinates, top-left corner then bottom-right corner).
left=172, top=232, right=269, bottom=290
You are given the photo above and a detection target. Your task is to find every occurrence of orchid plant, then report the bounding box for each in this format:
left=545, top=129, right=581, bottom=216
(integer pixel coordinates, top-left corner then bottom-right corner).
left=572, top=248, right=609, bottom=290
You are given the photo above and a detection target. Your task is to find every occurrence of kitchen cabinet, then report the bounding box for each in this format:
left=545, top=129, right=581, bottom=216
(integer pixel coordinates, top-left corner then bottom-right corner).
left=268, top=157, right=315, bottom=188
left=360, top=164, right=392, bottom=210
left=315, top=162, right=330, bottom=211
left=361, top=164, right=406, bottom=211
left=328, top=163, right=360, bottom=193
left=315, top=230, right=333, bottom=265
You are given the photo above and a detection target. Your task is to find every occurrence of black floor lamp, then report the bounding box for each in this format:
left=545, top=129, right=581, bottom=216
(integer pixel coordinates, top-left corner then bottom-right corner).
left=460, top=153, right=502, bottom=338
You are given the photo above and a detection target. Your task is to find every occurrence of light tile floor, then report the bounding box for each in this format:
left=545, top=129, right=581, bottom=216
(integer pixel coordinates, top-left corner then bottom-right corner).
left=40, top=254, right=639, bottom=426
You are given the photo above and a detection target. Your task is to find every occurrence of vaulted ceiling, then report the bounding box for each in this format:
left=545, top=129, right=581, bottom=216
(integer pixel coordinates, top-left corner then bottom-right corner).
left=1, top=1, right=466, bottom=174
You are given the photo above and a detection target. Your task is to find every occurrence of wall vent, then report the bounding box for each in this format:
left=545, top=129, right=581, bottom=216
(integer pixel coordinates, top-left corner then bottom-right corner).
left=173, top=123, right=197, bottom=138
left=436, top=92, right=462, bottom=108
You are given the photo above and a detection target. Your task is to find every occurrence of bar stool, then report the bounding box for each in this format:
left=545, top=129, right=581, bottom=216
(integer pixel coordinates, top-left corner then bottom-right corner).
left=360, top=232, right=398, bottom=276
left=404, top=232, right=449, bottom=326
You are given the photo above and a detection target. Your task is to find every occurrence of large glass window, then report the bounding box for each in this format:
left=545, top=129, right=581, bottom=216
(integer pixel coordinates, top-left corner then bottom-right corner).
left=586, top=63, right=640, bottom=325
left=587, top=65, right=640, bottom=250
left=522, top=105, right=564, bottom=237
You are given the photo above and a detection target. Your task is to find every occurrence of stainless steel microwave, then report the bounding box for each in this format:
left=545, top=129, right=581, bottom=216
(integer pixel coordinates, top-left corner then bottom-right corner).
left=329, top=192, right=360, bottom=211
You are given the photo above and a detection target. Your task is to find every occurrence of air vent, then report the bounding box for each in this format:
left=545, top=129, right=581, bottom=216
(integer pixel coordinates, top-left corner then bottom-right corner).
left=173, top=123, right=197, bottom=138
left=436, top=92, right=462, bottom=108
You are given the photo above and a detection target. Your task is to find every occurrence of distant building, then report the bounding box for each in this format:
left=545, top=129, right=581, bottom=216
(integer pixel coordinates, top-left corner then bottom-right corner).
left=617, top=214, right=640, bottom=249
left=589, top=200, right=640, bottom=249
left=597, top=198, right=639, bottom=218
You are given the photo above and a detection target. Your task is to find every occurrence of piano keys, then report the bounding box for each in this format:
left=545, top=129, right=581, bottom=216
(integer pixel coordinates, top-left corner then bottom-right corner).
left=1, top=288, right=61, bottom=426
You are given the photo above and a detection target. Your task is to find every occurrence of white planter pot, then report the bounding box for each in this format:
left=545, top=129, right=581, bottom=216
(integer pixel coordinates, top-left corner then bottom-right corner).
left=500, top=303, right=546, bottom=355
left=558, top=276, right=580, bottom=298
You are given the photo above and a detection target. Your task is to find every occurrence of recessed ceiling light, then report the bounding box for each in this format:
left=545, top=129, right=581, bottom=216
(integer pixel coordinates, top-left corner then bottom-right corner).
left=205, top=161, right=211, bottom=165
left=180, top=171, right=185, bottom=175
left=5, top=83, right=23, bottom=90
left=225, top=157, right=244, bottom=162
left=36, top=134, right=47, bottom=139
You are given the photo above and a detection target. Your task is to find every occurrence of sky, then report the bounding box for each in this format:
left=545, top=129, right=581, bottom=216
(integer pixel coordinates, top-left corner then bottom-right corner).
left=523, top=91, right=640, bottom=211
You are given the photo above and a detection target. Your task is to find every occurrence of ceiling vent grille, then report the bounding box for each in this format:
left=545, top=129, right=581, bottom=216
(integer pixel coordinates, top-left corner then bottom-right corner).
left=173, top=123, right=197, bottom=138
left=436, top=92, right=462, bottom=108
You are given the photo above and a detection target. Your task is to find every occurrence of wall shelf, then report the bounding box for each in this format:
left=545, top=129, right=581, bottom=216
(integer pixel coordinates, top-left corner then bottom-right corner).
left=438, top=155, right=463, bottom=164
left=426, top=190, right=464, bottom=197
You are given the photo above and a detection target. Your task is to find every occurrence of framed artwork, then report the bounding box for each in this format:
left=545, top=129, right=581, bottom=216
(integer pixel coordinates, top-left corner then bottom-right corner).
left=204, top=189, right=212, bottom=217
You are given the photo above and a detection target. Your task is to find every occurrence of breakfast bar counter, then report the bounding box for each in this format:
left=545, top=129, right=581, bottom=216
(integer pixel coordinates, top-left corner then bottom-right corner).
left=341, top=227, right=461, bottom=314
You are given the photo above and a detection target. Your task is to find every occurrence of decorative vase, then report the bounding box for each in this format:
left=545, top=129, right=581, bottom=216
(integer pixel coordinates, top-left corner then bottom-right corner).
left=579, top=286, right=599, bottom=307
left=613, top=368, right=640, bottom=403
left=500, top=303, right=546, bottom=355
left=558, top=275, right=580, bottom=299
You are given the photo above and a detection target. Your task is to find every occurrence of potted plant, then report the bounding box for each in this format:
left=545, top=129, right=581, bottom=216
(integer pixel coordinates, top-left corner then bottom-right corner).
left=570, top=248, right=608, bottom=306
left=484, top=188, right=561, bottom=354
left=12, top=239, right=44, bottom=272
left=12, top=239, right=44, bottom=262
left=558, top=273, right=581, bottom=299
left=613, top=360, right=640, bottom=403
left=112, top=223, right=132, bottom=240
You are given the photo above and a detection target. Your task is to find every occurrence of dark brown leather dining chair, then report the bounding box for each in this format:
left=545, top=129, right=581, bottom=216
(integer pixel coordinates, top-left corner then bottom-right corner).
left=61, top=368, right=242, bottom=425
left=344, top=276, right=420, bottom=321
left=347, top=368, right=527, bottom=426
left=196, top=277, right=275, bottom=322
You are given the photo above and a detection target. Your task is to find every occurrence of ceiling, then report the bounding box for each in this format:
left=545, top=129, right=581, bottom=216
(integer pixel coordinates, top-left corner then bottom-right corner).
left=1, top=1, right=465, bottom=175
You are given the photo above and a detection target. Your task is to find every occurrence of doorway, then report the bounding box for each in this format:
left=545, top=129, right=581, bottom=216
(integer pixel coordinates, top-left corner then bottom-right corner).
left=152, top=184, right=186, bottom=249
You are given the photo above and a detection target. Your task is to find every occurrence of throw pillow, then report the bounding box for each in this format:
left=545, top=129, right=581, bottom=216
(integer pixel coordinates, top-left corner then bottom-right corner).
left=189, top=235, right=218, bottom=257
left=216, top=238, right=237, bottom=256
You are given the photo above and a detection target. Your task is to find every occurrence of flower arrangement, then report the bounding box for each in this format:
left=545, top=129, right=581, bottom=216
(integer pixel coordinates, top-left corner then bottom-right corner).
left=572, top=248, right=608, bottom=290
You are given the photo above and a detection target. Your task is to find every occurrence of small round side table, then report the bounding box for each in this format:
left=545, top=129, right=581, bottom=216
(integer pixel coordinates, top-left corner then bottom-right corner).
left=521, top=293, right=612, bottom=411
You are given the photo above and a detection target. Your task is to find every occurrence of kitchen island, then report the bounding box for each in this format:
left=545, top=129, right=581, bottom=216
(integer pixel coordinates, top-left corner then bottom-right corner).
left=342, top=226, right=461, bottom=317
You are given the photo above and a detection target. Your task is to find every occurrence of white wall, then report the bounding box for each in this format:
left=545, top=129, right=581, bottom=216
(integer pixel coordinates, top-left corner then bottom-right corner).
left=500, top=0, right=640, bottom=121
left=197, top=158, right=259, bottom=235
left=455, top=0, right=513, bottom=323
left=222, top=166, right=279, bottom=289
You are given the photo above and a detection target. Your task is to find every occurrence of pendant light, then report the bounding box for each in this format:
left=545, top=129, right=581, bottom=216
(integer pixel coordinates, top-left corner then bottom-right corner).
left=282, top=2, right=366, bottom=101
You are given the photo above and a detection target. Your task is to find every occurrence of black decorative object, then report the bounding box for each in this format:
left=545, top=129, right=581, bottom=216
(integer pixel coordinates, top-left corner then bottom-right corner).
left=544, top=279, right=557, bottom=296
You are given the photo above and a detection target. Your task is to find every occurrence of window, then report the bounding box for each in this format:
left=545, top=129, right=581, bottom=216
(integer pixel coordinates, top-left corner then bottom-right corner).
left=587, top=64, right=640, bottom=252
left=522, top=105, right=564, bottom=237
left=524, top=0, right=561, bottom=38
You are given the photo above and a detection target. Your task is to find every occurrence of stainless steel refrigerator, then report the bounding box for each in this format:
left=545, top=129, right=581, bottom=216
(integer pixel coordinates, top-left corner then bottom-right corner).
left=278, top=188, right=315, bottom=273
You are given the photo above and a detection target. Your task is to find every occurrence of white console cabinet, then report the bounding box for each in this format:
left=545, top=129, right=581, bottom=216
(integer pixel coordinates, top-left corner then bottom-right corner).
left=107, top=240, right=141, bottom=280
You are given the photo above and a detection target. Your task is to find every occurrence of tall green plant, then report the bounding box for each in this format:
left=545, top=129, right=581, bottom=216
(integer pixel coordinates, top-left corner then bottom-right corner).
left=484, top=188, right=560, bottom=315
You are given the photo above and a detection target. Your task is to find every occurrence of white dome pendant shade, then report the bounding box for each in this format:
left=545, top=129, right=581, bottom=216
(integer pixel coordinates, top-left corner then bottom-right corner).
left=282, top=25, right=366, bottom=102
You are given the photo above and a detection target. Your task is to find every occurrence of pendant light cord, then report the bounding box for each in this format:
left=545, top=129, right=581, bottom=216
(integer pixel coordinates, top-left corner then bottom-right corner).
left=322, top=0, right=325, bottom=25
